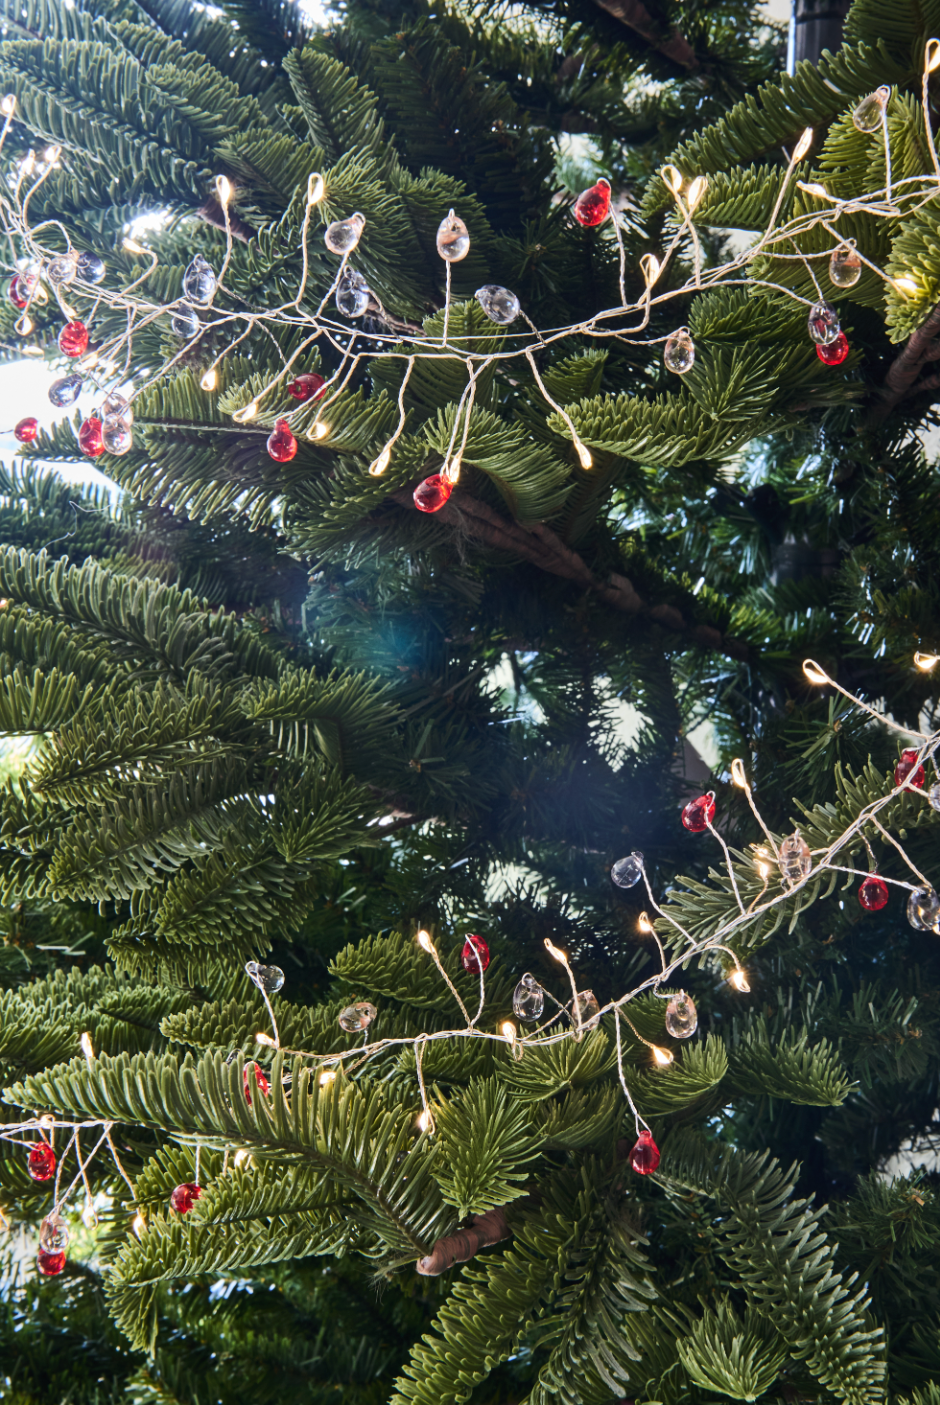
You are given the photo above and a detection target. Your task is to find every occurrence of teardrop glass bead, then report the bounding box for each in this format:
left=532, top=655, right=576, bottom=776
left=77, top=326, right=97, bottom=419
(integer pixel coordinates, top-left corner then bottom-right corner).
left=169, top=1182, right=202, bottom=1214
left=852, top=86, right=889, bottom=133
left=48, top=374, right=83, bottom=407
left=858, top=874, right=889, bottom=911
left=461, top=934, right=490, bottom=973
left=475, top=285, right=520, bottom=323
left=807, top=301, right=840, bottom=345
left=171, top=303, right=200, bottom=338
left=324, top=213, right=365, bottom=255
left=681, top=794, right=715, bottom=833
left=47, top=253, right=77, bottom=286
left=611, top=852, right=644, bottom=888
left=27, top=1142, right=56, bottom=1181
left=907, top=887, right=940, bottom=932
left=664, top=993, right=697, bottom=1039
left=436, top=210, right=470, bottom=262
left=37, top=1248, right=67, bottom=1276
left=413, top=473, right=453, bottom=513
left=336, top=269, right=370, bottom=317
left=513, top=973, right=545, bottom=1021
left=266, top=419, right=298, bottom=462
left=101, top=391, right=133, bottom=425
left=629, top=1129, right=660, bottom=1174
left=573, top=180, right=610, bottom=227
left=895, top=748, right=925, bottom=789
left=287, top=373, right=326, bottom=402
left=182, top=254, right=217, bottom=303
left=101, top=415, right=133, bottom=456
left=78, top=417, right=105, bottom=457
left=58, top=320, right=89, bottom=357
left=829, top=246, right=861, bottom=287
left=778, top=831, right=811, bottom=884
left=245, top=960, right=285, bottom=993
left=664, top=328, right=695, bottom=374
left=39, top=1213, right=70, bottom=1252
left=243, top=1061, right=270, bottom=1104
left=817, top=332, right=849, bottom=365
left=571, top=990, right=600, bottom=1033
left=338, top=1001, right=377, bottom=1032
left=76, top=251, right=106, bottom=284
left=14, top=417, right=38, bottom=444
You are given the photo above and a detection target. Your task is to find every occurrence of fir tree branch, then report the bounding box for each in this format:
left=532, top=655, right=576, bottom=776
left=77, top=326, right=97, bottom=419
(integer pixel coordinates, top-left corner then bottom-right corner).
left=869, top=302, right=940, bottom=424
left=588, top=0, right=700, bottom=70
left=391, top=489, right=748, bottom=658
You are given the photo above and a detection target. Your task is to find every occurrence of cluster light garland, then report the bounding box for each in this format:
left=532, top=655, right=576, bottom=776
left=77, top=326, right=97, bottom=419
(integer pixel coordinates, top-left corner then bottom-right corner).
left=3, top=660, right=939, bottom=1266
left=3, top=45, right=940, bottom=493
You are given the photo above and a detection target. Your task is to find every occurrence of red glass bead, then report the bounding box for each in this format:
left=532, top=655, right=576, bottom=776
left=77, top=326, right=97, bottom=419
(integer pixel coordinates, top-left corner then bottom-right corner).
left=629, top=1129, right=660, bottom=1175
left=169, top=1181, right=202, bottom=1214
left=681, top=794, right=716, bottom=833
left=573, top=180, right=611, bottom=227
left=8, top=273, right=35, bottom=309
left=78, top=417, right=104, bottom=457
left=27, top=1142, right=56, bottom=1182
left=266, top=419, right=297, bottom=462
left=37, top=1248, right=67, bottom=1276
left=895, top=748, right=925, bottom=789
left=816, top=332, right=849, bottom=366
left=461, top=934, right=490, bottom=974
left=287, top=373, right=326, bottom=402
left=243, top=1061, right=270, bottom=1104
left=413, top=474, right=453, bottom=513
left=14, top=417, right=38, bottom=444
left=859, top=874, right=889, bottom=911
left=58, top=320, right=89, bottom=357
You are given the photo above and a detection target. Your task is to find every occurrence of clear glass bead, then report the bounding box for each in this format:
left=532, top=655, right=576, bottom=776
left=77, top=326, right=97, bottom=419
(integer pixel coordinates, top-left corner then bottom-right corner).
left=335, top=269, right=370, bottom=318
left=182, top=254, right=217, bottom=303
left=929, top=781, right=940, bottom=812
left=245, top=960, right=285, bottom=994
left=171, top=303, right=200, bottom=338
left=338, top=1001, right=377, bottom=1032
left=47, top=253, right=77, bottom=286
left=829, top=246, right=861, bottom=288
left=664, top=328, right=694, bottom=374
left=611, top=851, right=644, bottom=889
left=101, top=415, right=133, bottom=455
left=39, top=1213, right=70, bottom=1252
left=76, top=251, right=106, bottom=284
left=571, top=990, right=600, bottom=1034
left=852, top=86, right=890, bottom=133
left=907, top=887, right=940, bottom=933
left=512, top=973, right=544, bottom=1021
left=664, top=993, right=698, bottom=1039
left=48, top=374, right=83, bottom=407
left=475, top=285, right=520, bottom=324
left=778, top=831, right=811, bottom=885
left=436, top=210, right=470, bottom=262
left=807, top=301, right=841, bottom=345
left=101, top=391, right=133, bottom=426
left=324, top=213, right=365, bottom=255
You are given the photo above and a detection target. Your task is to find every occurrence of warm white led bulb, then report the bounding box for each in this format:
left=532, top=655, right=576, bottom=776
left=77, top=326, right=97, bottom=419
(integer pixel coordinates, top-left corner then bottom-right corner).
left=544, top=938, right=567, bottom=965
left=793, top=127, right=814, bottom=161
left=417, top=929, right=435, bottom=954
left=132, top=1212, right=146, bottom=1237
left=215, top=174, right=233, bottom=204
left=82, top=1203, right=98, bottom=1228
left=639, top=253, right=661, bottom=287
left=122, top=237, right=146, bottom=255
left=233, top=401, right=259, bottom=423
left=310, top=421, right=330, bottom=440
left=661, top=164, right=684, bottom=195
left=501, top=1021, right=516, bottom=1043
left=234, top=1149, right=252, bottom=1167
left=369, top=446, right=392, bottom=476
left=652, top=1045, right=674, bottom=1066
left=914, top=651, right=939, bottom=671
left=926, top=37, right=940, bottom=72
left=573, top=437, right=592, bottom=470
left=638, top=913, right=654, bottom=934
left=730, top=969, right=750, bottom=992
left=687, top=175, right=708, bottom=211
left=319, top=1069, right=336, bottom=1087
left=802, top=659, right=829, bottom=685
left=255, top=1031, right=276, bottom=1047
left=0, top=94, right=16, bottom=117
left=730, top=758, right=747, bottom=787
left=80, top=1032, right=94, bottom=1060
left=893, top=276, right=919, bottom=298
left=201, top=367, right=218, bottom=392
left=307, top=172, right=325, bottom=204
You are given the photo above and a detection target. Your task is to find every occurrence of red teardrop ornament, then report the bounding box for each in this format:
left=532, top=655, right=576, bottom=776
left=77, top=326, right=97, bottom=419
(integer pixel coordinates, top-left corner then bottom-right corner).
left=287, top=373, right=326, bottom=402
left=37, top=1248, right=67, bottom=1276
left=169, top=1182, right=202, bottom=1214
left=266, top=419, right=297, bottom=462
left=859, top=874, right=889, bottom=911
left=630, top=1129, right=660, bottom=1175
left=816, top=332, right=849, bottom=366
left=8, top=274, right=29, bottom=309
left=78, top=417, right=104, bottom=457
left=58, top=320, right=89, bottom=357
left=461, top=934, right=490, bottom=973
left=413, top=474, right=453, bottom=513
left=895, top=748, right=925, bottom=789
left=573, top=180, right=611, bottom=227
left=14, top=417, right=38, bottom=444
left=243, top=1061, right=270, bottom=1105
left=681, top=794, right=716, bottom=833
left=27, top=1142, right=56, bottom=1182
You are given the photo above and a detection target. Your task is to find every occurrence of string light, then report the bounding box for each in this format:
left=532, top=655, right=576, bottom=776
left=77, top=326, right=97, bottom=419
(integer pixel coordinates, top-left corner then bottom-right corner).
left=893, top=276, right=919, bottom=298
left=369, top=446, right=392, bottom=476
left=255, top=1031, right=276, bottom=1047
left=233, top=1149, right=253, bottom=1167
left=730, top=758, right=748, bottom=786
left=0, top=94, right=15, bottom=116
left=417, top=929, right=436, bottom=954
left=232, top=401, right=259, bottom=423
left=792, top=127, right=814, bottom=160
left=132, top=1211, right=146, bottom=1237
left=803, top=659, right=829, bottom=684
left=638, top=913, right=654, bottom=934
left=500, top=1021, right=516, bottom=1043
left=687, top=176, right=708, bottom=212
left=927, top=37, right=940, bottom=71
left=651, top=1045, right=674, bottom=1066
left=201, top=368, right=218, bottom=392
left=309, top=421, right=330, bottom=440
left=80, top=1032, right=94, bottom=1061
left=730, top=969, right=750, bottom=992
left=915, top=651, right=939, bottom=670
left=215, top=175, right=233, bottom=205
left=319, top=1070, right=336, bottom=1086
left=307, top=172, right=325, bottom=204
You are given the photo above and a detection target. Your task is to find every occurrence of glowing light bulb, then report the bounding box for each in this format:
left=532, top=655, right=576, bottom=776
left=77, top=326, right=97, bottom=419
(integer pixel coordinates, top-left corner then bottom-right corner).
left=544, top=938, right=567, bottom=965
left=574, top=437, right=592, bottom=470
left=730, top=758, right=747, bottom=787
left=417, top=929, right=435, bottom=954
left=122, top=237, right=146, bottom=255
left=201, top=367, right=218, bottom=391
left=793, top=127, right=814, bottom=160
left=417, top=1109, right=432, bottom=1132
left=926, top=38, right=940, bottom=72
left=132, top=1212, right=146, bottom=1237
left=802, top=659, right=829, bottom=685
left=662, top=164, right=684, bottom=195
left=800, top=182, right=829, bottom=198
left=15, top=314, right=33, bottom=335
left=915, top=651, right=939, bottom=670
left=255, top=1031, right=276, bottom=1047
left=640, top=253, right=661, bottom=286
left=730, top=969, right=750, bottom=992
left=652, top=1045, right=674, bottom=1067
left=21, top=150, right=35, bottom=175
left=757, top=861, right=770, bottom=880
left=38, top=1114, right=55, bottom=1128
left=232, top=401, right=258, bottom=423
left=369, top=446, right=391, bottom=476
left=234, top=1149, right=253, bottom=1168
left=310, top=421, right=330, bottom=440
left=638, top=913, right=654, bottom=934
left=0, top=94, right=16, bottom=116
left=215, top=174, right=233, bottom=204
left=687, top=175, right=708, bottom=211
left=319, top=1070, right=336, bottom=1087
left=80, top=1032, right=94, bottom=1060
left=501, top=1021, right=516, bottom=1043
left=42, top=144, right=61, bottom=164
left=307, top=171, right=325, bottom=204
left=893, top=276, right=919, bottom=298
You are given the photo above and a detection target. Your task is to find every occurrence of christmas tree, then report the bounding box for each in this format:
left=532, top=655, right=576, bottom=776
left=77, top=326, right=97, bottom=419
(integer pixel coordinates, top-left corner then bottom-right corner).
left=1, top=0, right=940, bottom=1399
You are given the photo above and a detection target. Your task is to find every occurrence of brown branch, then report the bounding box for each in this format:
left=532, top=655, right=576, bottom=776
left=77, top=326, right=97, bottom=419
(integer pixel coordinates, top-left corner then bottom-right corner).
left=589, top=0, right=699, bottom=70
left=416, top=1206, right=511, bottom=1275
left=869, top=301, right=940, bottom=425
left=389, top=488, right=748, bottom=660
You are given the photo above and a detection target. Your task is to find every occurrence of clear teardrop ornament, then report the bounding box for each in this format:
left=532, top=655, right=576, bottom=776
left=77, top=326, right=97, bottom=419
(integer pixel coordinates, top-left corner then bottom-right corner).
left=852, top=86, right=890, bottom=133
left=338, top=1001, right=377, bottom=1032
left=324, top=213, right=365, bottom=255
left=76, top=251, right=106, bottom=284
left=807, top=301, right=841, bottom=345
left=101, top=391, right=133, bottom=426
left=829, top=246, right=862, bottom=288
left=335, top=269, right=370, bottom=318
left=436, top=210, right=470, bottom=262
left=907, top=887, right=940, bottom=933
left=101, top=415, right=133, bottom=455
left=48, top=374, right=83, bottom=407
left=664, top=993, right=698, bottom=1039
left=513, top=973, right=544, bottom=1021
left=182, top=254, right=217, bottom=303
left=611, top=851, right=644, bottom=889
left=571, top=990, right=600, bottom=1034
left=47, top=253, right=77, bottom=286
left=778, top=831, right=811, bottom=885
left=475, top=285, right=520, bottom=324
left=39, top=1213, right=70, bottom=1252
left=171, top=303, right=200, bottom=338
left=664, top=328, right=694, bottom=374
left=245, top=960, right=285, bottom=993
